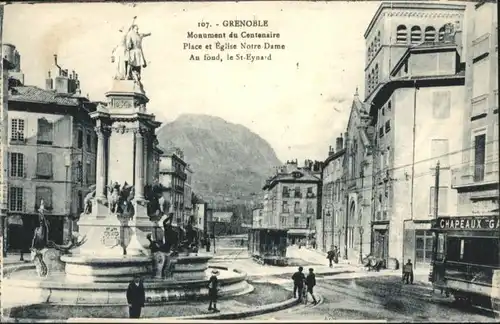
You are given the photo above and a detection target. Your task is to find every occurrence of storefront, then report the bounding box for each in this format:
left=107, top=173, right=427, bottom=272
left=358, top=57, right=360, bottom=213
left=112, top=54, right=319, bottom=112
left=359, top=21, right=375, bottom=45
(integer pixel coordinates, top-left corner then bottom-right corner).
left=403, top=220, right=432, bottom=269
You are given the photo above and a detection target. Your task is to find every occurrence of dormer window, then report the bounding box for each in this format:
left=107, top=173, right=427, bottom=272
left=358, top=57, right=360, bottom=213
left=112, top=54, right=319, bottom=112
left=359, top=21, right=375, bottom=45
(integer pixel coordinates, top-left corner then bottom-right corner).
left=292, top=171, right=303, bottom=179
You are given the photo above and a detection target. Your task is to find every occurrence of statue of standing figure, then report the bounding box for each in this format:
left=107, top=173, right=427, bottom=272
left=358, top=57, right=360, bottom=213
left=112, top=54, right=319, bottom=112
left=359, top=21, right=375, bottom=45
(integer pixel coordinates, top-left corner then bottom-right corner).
left=111, top=16, right=152, bottom=86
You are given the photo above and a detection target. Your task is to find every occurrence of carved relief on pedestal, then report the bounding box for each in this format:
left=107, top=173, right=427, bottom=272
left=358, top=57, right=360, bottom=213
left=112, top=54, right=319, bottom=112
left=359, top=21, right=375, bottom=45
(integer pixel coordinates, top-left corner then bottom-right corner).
left=112, top=98, right=133, bottom=109
left=101, top=227, right=121, bottom=248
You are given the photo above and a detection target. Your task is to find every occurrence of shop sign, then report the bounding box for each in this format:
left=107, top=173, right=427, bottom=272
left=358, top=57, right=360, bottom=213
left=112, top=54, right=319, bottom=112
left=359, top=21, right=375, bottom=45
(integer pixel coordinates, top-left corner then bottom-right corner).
left=437, top=216, right=500, bottom=230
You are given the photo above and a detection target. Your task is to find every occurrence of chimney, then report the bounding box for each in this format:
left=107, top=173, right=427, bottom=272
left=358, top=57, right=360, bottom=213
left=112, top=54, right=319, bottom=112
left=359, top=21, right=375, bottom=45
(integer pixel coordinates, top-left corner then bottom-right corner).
left=336, top=133, right=344, bottom=151
left=329, top=145, right=334, bottom=156
left=55, top=75, right=70, bottom=94
left=45, top=71, right=53, bottom=90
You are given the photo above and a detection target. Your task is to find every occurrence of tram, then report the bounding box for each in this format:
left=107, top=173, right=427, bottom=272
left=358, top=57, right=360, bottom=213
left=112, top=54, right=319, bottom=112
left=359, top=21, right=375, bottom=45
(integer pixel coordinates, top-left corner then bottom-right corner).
left=429, top=215, right=500, bottom=312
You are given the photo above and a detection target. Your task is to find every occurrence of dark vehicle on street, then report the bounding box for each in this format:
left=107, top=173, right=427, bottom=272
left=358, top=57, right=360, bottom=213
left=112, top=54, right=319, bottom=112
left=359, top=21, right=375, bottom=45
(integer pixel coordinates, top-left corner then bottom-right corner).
left=429, top=215, right=500, bottom=314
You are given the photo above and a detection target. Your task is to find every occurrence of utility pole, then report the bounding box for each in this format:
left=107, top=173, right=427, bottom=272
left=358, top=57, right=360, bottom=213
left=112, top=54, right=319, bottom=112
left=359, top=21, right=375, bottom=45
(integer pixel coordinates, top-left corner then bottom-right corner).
left=434, top=161, right=440, bottom=219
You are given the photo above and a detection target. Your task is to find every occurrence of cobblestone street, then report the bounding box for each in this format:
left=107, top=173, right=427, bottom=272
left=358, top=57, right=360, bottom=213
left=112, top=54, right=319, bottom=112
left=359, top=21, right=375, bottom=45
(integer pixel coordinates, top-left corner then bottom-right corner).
left=250, top=275, right=498, bottom=322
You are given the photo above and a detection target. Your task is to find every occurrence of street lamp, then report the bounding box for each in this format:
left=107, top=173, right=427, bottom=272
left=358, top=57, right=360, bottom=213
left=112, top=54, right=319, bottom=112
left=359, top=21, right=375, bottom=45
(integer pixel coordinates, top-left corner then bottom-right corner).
left=358, top=226, right=364, bottom=264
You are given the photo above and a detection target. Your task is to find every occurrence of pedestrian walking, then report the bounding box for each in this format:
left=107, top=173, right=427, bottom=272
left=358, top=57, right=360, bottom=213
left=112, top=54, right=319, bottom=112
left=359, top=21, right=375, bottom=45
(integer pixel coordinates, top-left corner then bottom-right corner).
left=291, top=266, right=306, bottom=300
left=305, top=268, right=318, bottom=305
left=402, top=259, right=414, bottom=284
left=126, top=276, right=145, bottom=319
left=327, top=247, right=335, bottom=267
left=208, top=269, right=220, bottom=312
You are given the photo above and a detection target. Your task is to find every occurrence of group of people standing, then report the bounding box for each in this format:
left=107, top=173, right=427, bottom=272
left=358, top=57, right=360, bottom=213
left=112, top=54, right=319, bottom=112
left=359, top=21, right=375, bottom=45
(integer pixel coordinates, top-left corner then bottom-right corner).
left=291, top=266, right=318, bottom=305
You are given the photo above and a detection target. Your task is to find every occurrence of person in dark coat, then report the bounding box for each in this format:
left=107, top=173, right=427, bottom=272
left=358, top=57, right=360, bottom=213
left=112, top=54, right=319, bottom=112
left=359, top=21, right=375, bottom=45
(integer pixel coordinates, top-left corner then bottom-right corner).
left=208, top=269, right=220, bottom=312
left=403, top=259, right=414, bottom=284
left=305, top=268, right=318, bottom=305
left=327, top=248, right=335, bottom=267
left=291, top=266, right=306, bottom=300
left=126, top=276, right=146, bottom=318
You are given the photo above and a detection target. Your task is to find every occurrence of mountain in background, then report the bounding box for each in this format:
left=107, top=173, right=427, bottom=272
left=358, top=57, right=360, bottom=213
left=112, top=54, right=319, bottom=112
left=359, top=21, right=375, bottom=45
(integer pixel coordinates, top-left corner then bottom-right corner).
left=156, top=114, right=282, bottom=207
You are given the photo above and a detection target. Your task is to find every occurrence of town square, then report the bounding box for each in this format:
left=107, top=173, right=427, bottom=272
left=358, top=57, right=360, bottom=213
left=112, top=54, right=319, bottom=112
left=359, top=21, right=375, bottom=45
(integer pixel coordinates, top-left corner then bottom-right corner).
left=0, top=0, right=498, bottom=322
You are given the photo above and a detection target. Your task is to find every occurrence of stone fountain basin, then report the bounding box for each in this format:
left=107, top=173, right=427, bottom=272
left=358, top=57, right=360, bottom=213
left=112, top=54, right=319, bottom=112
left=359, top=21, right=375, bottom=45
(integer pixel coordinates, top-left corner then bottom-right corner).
left=3, top=265, right=251, bottom=306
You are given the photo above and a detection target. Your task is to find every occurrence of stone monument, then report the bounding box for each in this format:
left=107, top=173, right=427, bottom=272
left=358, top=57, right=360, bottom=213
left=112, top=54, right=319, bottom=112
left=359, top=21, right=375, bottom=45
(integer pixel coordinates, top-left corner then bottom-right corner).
left=62, top=17, right=161, bottom=281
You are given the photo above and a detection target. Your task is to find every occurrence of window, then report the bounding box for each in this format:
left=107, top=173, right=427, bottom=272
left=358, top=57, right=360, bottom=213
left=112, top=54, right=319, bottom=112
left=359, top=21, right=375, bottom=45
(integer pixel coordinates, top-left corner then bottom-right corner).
left=472, top=59, right=490, bottom=98
left=410, top=26, right=422, bottom=44
left=306, top=187, right=314, bottom=198
left=78, top=191, right=84, bottom=213
left=380, top=153, right=385, bottom=171
left=11, top=118, right=25, bottom=142
left=36, top=153, right=53, bottom=179
left=424, top=26, right=436, bottom=42
left=86, top=132, right=92, bottom=151
left=37, top=118, right=53, bottom=144
left=431, top=139, right=449, bottom=167
left=438, top=26, right=445, bottom=41
left=385, top=120, right=391, bottom=133
left=86, top=161, right=92, bottom=184
left=396, top=25, right=407, bottom=43
left=379, top=127, right=384, bottom=138
left=9, top=152, right=24, bottom=177
left=294, top=217, right=299, bottom=227
left=294, top=187, right=301, bottom=198
left=432, top=91, right=451, bottom=119
left=282, top=186, right=289, bottom=198
left=76, top=161, right=83, bottom=182
left=280, top=216, right=287, bottom=226
left=77, top=129, right=83, bottom=149
left=429, top=187, right=449, bottom=215
left=35, top=187, right=53, bottom=211
left=282, top=201, right=289, bottom=213
left=387, top=101, right=392, bottom=111
left=9, top=187, right=24, bottom=212
left=294, top=201, right=301, bottom=213
left=374, top=64, right=379, bottom=86
left=415, top=230, right=434, bottom=265
left=306, top=217, right=310, bottom=228
left=473, top=133, right=486, bottom=182
left=436, top=233, right=445, bottom=261
left=306, top=201, right=315, bottom=214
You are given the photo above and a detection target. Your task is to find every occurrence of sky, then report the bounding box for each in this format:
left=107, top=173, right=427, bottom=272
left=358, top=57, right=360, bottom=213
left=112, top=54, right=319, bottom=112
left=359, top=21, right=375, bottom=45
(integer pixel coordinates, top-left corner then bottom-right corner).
left=3, top=1, right=380, bottom=163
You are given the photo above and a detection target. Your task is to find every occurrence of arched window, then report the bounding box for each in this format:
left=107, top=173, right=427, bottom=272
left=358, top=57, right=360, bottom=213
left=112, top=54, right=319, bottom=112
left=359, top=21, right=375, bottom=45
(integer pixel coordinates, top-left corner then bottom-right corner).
left=411, top=26, right=422, bottom=44
left=424, top=26, right=436, bottom=42
left=438, top=26, right=446, bottom=41
left=368, top=73, right=372, bottom=91
left=368, top=44, right=372, bottom=60
left=396, top=25, right=407, bottom=43
left=378, top=31, right=381, bottom=46
left=374, top=64, right=379, bottom=85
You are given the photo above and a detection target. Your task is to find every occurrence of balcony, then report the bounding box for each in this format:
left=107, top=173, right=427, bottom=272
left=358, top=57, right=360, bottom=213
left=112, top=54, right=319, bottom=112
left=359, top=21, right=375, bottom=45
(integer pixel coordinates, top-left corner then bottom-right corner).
left=282, top=192, right=290, bottom=198
left=451, top=162, right=499, bottom=188
left=306, top=192, right=316, bottom=199
left=294, top=192, right=302, bottom=198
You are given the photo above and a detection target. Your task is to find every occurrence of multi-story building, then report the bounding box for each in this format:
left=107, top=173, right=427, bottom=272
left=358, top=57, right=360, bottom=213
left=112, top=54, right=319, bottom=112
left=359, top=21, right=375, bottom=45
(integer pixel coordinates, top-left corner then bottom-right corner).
left=193, top=200, right=207, bottom=235
left=343, top=92, right=374, bottom=263
left=4, top=48, right=98, bottom=253
left=184, top=165, right=193, bottom=222
left=364, top=2, right=466, bottom=268
left=252, top=205, right=263, bottom=229
left=452, top=1, right=499, bottom=216
left=158, top=147, right=187, bottom=227
left=319, top=135, right=345, bottom=253
left=1, top=43, right=17, bottom=254
left=262, top=160, right=321, bottom=246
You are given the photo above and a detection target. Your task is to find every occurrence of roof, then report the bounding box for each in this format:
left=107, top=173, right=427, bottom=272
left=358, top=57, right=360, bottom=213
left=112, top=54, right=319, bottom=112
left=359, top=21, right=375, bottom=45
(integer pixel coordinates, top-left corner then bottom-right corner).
left=263, top=165, right=321, bottom=190
left=364, top=2, right=466, bottom=39
left=391, top=43, right=459, bottom=77
left=9, top=85, right=88, bottom=107
left=324, top=148, right=345, bottom=166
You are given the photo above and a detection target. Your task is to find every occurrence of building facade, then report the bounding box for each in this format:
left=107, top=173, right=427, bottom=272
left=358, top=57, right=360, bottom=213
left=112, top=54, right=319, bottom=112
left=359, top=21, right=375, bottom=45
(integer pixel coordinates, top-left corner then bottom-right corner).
left=262, top=160, right=321, bottom=246
left=5, top=49, right=97, bottom=253
left=1, top=42, right=16, bottom=253
left=452, top=1, right=499, bottom=217
left=364, top=2, right=466, bottom=268
left=158, top=147, right=187, bottom=227
left=184, top=165, right=193, bottom=222
left=319, top=135, right=345, bottom=253
left=252, top=205, right=263, bottom=228
left=343, top=93, right=374, bottom=264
